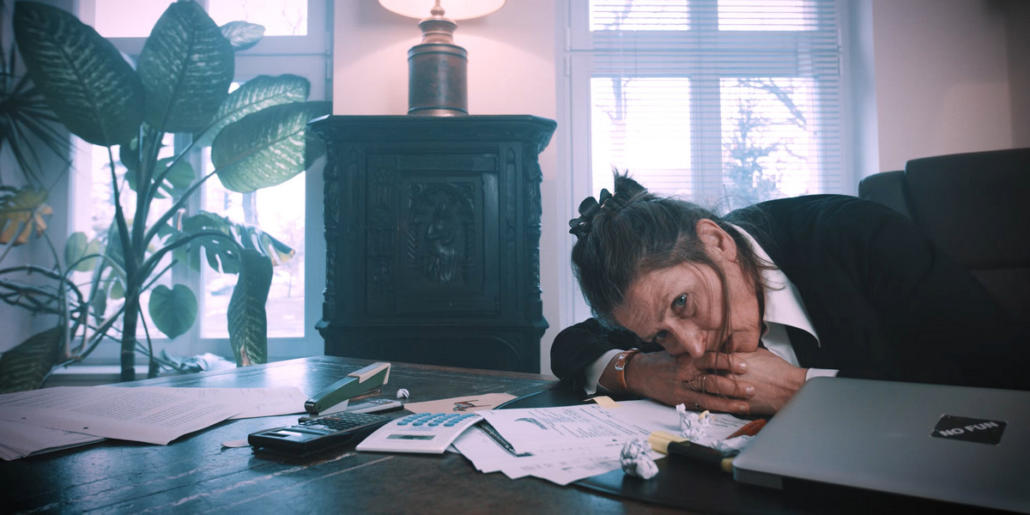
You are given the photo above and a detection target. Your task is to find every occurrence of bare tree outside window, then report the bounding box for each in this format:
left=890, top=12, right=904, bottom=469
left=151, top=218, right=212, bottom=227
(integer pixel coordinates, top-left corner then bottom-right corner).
left=721, top=77, right=815, bottom=211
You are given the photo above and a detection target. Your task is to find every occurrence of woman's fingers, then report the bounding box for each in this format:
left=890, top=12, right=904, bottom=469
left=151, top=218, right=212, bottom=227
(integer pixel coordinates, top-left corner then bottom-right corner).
left=686, top=391, right=750, bottom=415
left=688, top=373, right=755, bottom=399
left=691, top=352, right=748, bottom=374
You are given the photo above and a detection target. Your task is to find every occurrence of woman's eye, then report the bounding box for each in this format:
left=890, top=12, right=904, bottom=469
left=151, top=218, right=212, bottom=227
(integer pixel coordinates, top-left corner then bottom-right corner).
left=673, top=294, right=688, bottom=308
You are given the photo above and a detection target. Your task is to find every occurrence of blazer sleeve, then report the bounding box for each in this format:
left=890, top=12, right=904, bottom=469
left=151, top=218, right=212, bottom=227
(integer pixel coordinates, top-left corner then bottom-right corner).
left=549, top=318, right=653, bottom=391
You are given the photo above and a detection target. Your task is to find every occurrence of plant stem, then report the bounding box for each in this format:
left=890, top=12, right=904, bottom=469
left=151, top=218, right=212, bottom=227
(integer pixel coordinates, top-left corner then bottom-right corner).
left=106, top=145, right=137, bottom=382
left=137, top=303, right=158, bottom=378
left=142, top=170, right=217, bottom=251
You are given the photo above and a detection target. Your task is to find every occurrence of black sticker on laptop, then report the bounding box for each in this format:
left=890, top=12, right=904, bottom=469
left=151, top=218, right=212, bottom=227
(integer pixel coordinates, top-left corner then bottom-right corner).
left=931, top=415, right=1006, bottom=445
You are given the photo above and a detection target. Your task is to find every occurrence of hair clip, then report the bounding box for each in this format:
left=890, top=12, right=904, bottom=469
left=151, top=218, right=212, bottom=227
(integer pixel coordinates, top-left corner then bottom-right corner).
left=568, top=188, right=613, bottom=238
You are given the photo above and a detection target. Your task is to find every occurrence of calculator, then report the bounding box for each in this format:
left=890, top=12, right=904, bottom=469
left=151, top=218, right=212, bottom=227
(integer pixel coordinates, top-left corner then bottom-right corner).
left=249, top=411, right=396, bottom=457
left=356, top=412, right=483, bottom=454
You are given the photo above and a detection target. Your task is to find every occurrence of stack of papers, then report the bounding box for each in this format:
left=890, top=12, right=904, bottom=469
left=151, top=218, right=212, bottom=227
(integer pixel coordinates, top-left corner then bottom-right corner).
left=0, top=385, right=308, bottom=460
left=453, top=400, right=750, bottom=485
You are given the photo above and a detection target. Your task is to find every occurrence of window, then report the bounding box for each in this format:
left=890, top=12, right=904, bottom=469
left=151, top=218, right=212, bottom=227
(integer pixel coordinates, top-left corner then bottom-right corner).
left=71, top=0, right=330, bottom=364
left=562, top=0, right=848, bottom=319
left=568, top=0, right=845, bottom=203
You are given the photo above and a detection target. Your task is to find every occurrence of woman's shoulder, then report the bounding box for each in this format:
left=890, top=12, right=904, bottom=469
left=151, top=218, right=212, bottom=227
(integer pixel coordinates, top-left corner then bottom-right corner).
left=729, top=194, right=901, bottom=229
left=727, top=194, right=915, bottom=261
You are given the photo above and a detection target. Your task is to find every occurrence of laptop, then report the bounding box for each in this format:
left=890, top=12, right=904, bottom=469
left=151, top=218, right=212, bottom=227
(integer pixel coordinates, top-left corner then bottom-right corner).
left=732, top=377, right=1030, bottom=513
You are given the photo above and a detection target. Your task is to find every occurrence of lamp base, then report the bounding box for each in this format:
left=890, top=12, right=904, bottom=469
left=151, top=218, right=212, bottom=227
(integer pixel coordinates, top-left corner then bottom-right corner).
left=408, top=42, right=468, bottom=116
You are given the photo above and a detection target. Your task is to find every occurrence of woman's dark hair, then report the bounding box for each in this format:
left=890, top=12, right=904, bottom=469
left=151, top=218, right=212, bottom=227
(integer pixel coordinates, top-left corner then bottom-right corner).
left=569, top=173, right=771, bottom=345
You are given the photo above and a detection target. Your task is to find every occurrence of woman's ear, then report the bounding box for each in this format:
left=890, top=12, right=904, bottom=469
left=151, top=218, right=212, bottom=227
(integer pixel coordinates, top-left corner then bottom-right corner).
left=695, top=219, right=738, bottom=262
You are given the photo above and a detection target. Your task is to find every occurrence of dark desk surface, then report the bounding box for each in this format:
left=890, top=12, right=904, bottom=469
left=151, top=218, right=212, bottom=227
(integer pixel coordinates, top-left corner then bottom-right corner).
left=0, top=356, right=686, bottom=514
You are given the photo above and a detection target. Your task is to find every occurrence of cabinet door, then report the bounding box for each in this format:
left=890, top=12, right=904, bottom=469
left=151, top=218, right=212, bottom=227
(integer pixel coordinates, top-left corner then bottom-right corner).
left=365, top=150, right=500, bottom=319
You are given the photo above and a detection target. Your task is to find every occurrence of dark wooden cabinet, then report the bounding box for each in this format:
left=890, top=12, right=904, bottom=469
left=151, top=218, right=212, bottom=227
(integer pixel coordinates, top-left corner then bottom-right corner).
left=312, top=115, right=556, bottom=373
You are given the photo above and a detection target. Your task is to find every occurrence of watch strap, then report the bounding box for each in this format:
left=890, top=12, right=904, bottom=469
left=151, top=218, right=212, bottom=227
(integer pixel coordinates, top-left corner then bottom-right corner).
left=612, top=349, right=640, bottom=392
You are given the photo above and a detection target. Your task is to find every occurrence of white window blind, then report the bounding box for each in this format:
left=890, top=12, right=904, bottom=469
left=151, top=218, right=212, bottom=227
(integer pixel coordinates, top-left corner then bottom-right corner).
left=571, top=0, right=845, bottom=210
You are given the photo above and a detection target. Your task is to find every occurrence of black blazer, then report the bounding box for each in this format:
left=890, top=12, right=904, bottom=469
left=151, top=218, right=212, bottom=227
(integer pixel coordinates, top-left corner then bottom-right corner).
left=551, top=195, right=1029, bottom=392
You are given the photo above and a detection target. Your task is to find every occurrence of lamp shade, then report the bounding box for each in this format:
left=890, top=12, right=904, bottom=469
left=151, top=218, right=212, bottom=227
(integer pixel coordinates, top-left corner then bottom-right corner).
left=378, top=0, right=505, bottom=21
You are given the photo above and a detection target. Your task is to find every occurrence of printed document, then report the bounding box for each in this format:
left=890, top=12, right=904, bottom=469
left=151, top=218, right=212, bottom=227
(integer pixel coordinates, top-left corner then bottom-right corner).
left=0, top=385, right=309, bottom=458
left=459, top=400, right=749, bottom=485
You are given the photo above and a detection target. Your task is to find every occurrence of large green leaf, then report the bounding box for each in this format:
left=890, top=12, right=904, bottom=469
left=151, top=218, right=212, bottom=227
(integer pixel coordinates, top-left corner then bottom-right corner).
left=13, top=2, right=143, bottom=146
left=194, top=74, right=310, bottom=147
left=148, top=284, right=198, bottom=339
left=138, top=2, right=233, bottom=133
left=220, top=21, right=265, bottom=52
left=227, top=250, right=271, bottom=366
left=211, top=101, right=330, bottom=193
left=0, top=326, right=63, bottom=393
left=64, top=231, right=102, bottom=272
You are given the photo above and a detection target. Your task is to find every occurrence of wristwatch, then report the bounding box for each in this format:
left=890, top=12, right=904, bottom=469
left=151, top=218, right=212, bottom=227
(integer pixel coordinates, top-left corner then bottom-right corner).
left=612, top=349, right=640, bottom=392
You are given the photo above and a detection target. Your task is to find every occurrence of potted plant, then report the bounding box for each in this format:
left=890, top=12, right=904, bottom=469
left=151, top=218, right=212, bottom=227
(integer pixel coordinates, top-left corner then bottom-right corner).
left=0, top=0, right=329, bottom=390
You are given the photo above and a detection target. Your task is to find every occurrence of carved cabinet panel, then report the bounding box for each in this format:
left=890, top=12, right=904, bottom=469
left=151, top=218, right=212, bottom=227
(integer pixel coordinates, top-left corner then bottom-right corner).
left=312, top=116, right=556, bottom=373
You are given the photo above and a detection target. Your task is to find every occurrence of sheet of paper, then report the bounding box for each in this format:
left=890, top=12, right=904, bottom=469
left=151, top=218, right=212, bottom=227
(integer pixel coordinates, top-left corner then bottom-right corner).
left=0, top=386, right=236, bottom=445
left=454, top=426, right=638, bottom=485
left=459, top=400, right=750, bottom=485
left=0, top=419, right=104, bottom=461
left=110, top=386, right=308, bottom=419
left=403, top=393, right=515, bottom=413
left=613, top=400, right=750, bottom=444
left=479, top=403, right=656, bottom=454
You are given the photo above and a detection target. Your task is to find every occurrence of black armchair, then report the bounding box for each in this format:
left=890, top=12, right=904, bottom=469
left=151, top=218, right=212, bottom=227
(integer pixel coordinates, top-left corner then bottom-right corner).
left=858, top=148, right=1030, bottom=324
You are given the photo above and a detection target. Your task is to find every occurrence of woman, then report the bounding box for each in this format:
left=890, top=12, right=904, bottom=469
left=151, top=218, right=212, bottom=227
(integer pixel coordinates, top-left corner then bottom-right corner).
left=551, top=175, right=1028, bottom=415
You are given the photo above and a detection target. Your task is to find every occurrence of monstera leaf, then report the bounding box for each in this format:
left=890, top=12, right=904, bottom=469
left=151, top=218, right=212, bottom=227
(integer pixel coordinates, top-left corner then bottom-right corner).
left=194, top=74, right=310, bottom=148
left=0, top=187, right=52, bottom=246
left=211, top=101, right=330, bottom=193
left=173, top=211, right=294, bottom=273
left=228, top=250, right=272, bottom=366
left=0, top=327, right=63, bottom=393
left=138, top=1, right=234, bottom=133
left=13, top=1, right=144, bottom=146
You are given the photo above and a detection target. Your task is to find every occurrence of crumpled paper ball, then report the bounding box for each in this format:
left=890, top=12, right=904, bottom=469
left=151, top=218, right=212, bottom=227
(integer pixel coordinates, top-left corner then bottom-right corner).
left=620, top=439, right=659, bottom=479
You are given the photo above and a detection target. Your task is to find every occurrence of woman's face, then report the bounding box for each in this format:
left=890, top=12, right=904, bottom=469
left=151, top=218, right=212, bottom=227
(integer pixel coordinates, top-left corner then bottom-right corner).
left=612, top=223, right=761, bottom=359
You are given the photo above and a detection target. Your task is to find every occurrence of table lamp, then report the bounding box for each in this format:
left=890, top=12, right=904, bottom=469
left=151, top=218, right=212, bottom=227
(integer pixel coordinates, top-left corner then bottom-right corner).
left=379, top=0, right=506, bottom=116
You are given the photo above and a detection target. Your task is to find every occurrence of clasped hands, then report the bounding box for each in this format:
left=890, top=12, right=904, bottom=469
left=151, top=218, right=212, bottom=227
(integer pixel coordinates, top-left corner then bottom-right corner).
left=624, top=348, right=807, bottom=416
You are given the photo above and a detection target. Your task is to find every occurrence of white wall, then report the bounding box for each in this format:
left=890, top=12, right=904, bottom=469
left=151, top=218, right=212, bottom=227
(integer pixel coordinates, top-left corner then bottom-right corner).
left=871, top=0, right=1020, bottom=172
left=331, top=1, right=561, bottom=375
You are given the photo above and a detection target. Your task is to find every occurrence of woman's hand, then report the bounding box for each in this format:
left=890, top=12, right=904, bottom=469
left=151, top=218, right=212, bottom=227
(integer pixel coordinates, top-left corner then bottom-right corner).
left=624, top=350, right=755, bottom=415
left=695, top=348, right=807, bottom=415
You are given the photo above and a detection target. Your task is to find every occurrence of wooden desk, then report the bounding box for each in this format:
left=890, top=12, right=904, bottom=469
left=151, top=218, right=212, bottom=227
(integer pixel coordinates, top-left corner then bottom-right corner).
left=0, top=357, right=682, bottom=513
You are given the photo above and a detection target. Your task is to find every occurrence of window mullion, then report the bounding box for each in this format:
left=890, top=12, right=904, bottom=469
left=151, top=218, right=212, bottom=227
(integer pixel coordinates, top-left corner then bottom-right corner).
left=690, top=0, right=723, bottom=205
left=175, top=134, right=206, bottom=356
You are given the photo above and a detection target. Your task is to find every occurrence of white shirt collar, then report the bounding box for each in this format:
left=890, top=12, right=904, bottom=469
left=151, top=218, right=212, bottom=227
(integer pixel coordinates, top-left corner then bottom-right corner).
left=729, top=224, right=821, bottom=346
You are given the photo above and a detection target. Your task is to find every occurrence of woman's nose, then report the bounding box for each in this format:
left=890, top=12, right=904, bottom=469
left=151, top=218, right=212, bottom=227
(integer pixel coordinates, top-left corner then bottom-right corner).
left=667, top=324, right=707, bottom=359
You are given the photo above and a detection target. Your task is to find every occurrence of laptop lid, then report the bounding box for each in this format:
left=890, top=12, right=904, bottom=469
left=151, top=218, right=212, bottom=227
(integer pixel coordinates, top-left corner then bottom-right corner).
left=732, top=377, right=1030, bottom=513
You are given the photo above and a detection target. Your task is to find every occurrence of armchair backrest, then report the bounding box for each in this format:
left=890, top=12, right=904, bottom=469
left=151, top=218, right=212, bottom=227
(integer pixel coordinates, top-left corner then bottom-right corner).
left=859, top=148, right=1030, bottom=324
